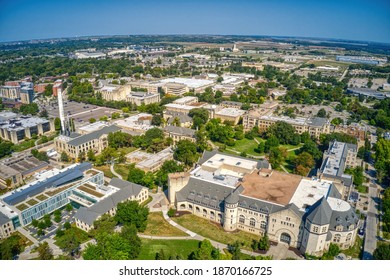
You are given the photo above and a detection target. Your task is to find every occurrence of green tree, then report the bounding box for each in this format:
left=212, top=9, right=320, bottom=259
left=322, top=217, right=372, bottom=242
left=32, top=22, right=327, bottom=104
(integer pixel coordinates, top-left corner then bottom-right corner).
left=189, top=239, right=220, bottom=260
left=268, top=147, right=285, bottom=168
left=258, top=234, right=270, bottom=251
left=82, top=243, right=103, bottom=260
left=87, top=149, right=96, bottom=161
left=54, top=117, right=61, bottom=131
left=60, top=151, right=70, bottom=162
left=0, top=235, right=23, bottom=260
left=20, top=103, right=39, bottom=115
left=264, top=135, right=279, bottom=152
left=228, top=241, right=241, bottom=260
left=266, top=121, right=296, bottom=145
left=77, top=151, right=86, bottom=162
left=89, top=118, right=96, bottom=123
left=189, top=108, right=209, bottom=129
left=373, top=243, right=390, bottom=260
left=127, top=164, right=145, bottom=185
left=317, top=108, right=327, bottom=118
left=90, top=214, right=117, bottom=237
left=155, top=160, right=184, bottom=188
left=35, top=242, right=53, bottom=260
left=174, top=140, right=199, bottom=166
left=294, top=152, right=315, bottom=175
left=115, top=200, right=149, bottom=232
left=120, top=224, right=142, bottom=259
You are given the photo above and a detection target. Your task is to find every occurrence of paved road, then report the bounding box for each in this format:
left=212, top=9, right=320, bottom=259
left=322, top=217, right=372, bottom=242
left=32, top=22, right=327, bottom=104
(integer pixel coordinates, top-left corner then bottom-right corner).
left=363, top=185, right=379, bottom=260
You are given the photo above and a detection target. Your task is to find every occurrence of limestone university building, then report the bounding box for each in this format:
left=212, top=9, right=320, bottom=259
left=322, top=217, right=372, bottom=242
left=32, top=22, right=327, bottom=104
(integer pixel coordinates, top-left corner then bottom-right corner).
left=168, top=151, right=359, bottom=256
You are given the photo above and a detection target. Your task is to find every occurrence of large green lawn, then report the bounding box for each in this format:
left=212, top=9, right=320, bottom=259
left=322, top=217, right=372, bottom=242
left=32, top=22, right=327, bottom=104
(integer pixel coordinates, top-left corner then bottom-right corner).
left=137, top=239, right=199, bottom=260
left=114, top=164, right=129, bottom=179
left=172, top=214, right=259, bottom=250
left=143, top=212, right=188, bottom=237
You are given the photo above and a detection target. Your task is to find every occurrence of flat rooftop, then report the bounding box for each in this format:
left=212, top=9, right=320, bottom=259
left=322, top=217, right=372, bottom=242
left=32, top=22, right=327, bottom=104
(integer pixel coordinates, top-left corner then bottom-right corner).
left=160, top=77, right=214, bottom=88
left=114, top=113, right=154, bottom=132
left=289, top=178, right=333, bottom=211
left=240, top=170, right=302, bottom=206
left=201, top=153, right=258, bottom=176
left=259, top=114, right=328, bottom=127
left=191, top=166, right=239, bottom=188
left=216, top=107, right=246, bottom=117
left=164, top=103, right=206, bottom=111
left=173, top=96, right=198, bottom=104
left=78, top=121, right=109, bottom=134
left=128, top=91, right=159, bottom=98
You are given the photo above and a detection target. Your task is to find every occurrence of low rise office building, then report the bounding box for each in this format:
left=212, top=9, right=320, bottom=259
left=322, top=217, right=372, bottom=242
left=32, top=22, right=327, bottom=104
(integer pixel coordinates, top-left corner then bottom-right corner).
left=163, top=125, right=196, bottom=144
left=126, top=147, right=174, bottom=172
left=0, top=163, right=103, bottom=230
left=55, top=125, right=121, bottom=159
left=75, top=178, right=148, bottom=232
left=243, top=112, right=330, bottom=139
left=318, top=140, right=358, bottom=195
left=0, top=113, right=55, bottom=144
left=114, top=113, right=154, bottom=135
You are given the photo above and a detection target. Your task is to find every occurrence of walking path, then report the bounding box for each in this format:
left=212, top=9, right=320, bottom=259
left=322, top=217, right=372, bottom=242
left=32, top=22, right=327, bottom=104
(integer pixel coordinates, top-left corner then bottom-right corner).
left=17, top=227, right=63, bottom=259
left=110, top=163, right=122, bottom=179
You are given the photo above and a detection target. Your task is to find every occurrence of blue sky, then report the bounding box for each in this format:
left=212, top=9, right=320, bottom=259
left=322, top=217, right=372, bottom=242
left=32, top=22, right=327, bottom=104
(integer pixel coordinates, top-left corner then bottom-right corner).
left=0, top=0, right=389, bottom=43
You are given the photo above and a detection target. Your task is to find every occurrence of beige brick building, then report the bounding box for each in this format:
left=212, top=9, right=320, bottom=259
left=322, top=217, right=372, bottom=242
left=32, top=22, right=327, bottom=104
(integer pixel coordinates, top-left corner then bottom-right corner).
left=168, top=151, right=359, bottom=257
left=55, top=125, right=121, bottom=159
left=243, top=113, right=330, bottom=139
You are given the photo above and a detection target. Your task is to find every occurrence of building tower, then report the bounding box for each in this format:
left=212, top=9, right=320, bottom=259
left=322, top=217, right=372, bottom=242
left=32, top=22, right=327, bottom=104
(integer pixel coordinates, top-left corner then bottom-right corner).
left=57, top=87, right=69, bottom=135
left=223, top=191, right=239, bottom=232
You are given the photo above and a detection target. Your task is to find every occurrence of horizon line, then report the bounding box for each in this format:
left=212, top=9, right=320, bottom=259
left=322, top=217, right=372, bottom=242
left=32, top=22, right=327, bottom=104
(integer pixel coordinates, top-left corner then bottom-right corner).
left=1, top=33, right=390, bottom=46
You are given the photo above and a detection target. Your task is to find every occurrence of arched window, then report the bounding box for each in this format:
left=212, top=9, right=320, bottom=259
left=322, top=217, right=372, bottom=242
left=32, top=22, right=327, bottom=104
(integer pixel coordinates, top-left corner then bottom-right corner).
left=210, top=211, right=215, bottom=219
left=250, top=218, right=256, bottom=227
left=188, top=204, right=193, bottom=210
left=180, top=204, right=186, bottom=210
left=203, top=209, right=207, bottom=215
left=217, top=213, right=222, bottom=220
left=260, top=221, right=267, bottom=229
left=239, top=215, right=245, bottom=224
left=333, top=234, right=341, bottom=242
left=346, top=233, right=352, bottom=242
left=195, top=206, right=200, bottom=213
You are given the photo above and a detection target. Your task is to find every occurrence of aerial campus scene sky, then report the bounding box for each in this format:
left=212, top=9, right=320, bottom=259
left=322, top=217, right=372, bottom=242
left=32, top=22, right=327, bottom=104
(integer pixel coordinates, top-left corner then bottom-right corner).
left=0, top=0, right=389, bottom=43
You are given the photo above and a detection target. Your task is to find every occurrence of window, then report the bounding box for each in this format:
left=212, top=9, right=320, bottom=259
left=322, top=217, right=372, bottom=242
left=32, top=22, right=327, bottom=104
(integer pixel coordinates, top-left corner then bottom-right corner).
left=196, top=207, right=200, bottom=213
left=250, top=218, right=256, bottom=227
left=333, top=234, right=341, bottom=243
left=239, top=215, right=245, bottom=224
left=346, top=233, right=352, bottom=242
left=321, top=226, right=327, bottom=233
left=313, top=226, right=319, bottom=233
left=261, top=221, right=267, bottom=229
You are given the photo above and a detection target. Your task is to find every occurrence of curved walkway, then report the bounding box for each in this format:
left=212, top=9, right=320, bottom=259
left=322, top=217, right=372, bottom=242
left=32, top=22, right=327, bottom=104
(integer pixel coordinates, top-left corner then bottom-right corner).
left=110, top=163, right=122, bottom=179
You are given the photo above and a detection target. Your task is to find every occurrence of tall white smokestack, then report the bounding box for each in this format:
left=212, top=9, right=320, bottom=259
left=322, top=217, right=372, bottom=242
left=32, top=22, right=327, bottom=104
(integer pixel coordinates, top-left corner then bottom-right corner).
left=57, top=87, right=66, bottom=134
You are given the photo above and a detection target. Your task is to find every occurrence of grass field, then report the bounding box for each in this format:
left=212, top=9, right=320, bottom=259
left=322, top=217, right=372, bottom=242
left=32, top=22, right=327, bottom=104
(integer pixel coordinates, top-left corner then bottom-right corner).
left=94, top=165, right=114, bottom=178
left=117, top=147, right=137, bottom=155
left=172, top=214, right=259, bottom=249
left=114, top=164, right=129, bottom=179
left=143, top=212, right=188, bottom=237
left=137, top=239, right=199, bottom=260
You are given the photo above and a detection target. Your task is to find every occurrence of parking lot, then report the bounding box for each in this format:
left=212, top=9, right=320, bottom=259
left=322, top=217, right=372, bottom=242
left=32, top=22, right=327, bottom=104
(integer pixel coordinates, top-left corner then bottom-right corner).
left=44, top=100, right=120, bottom=124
